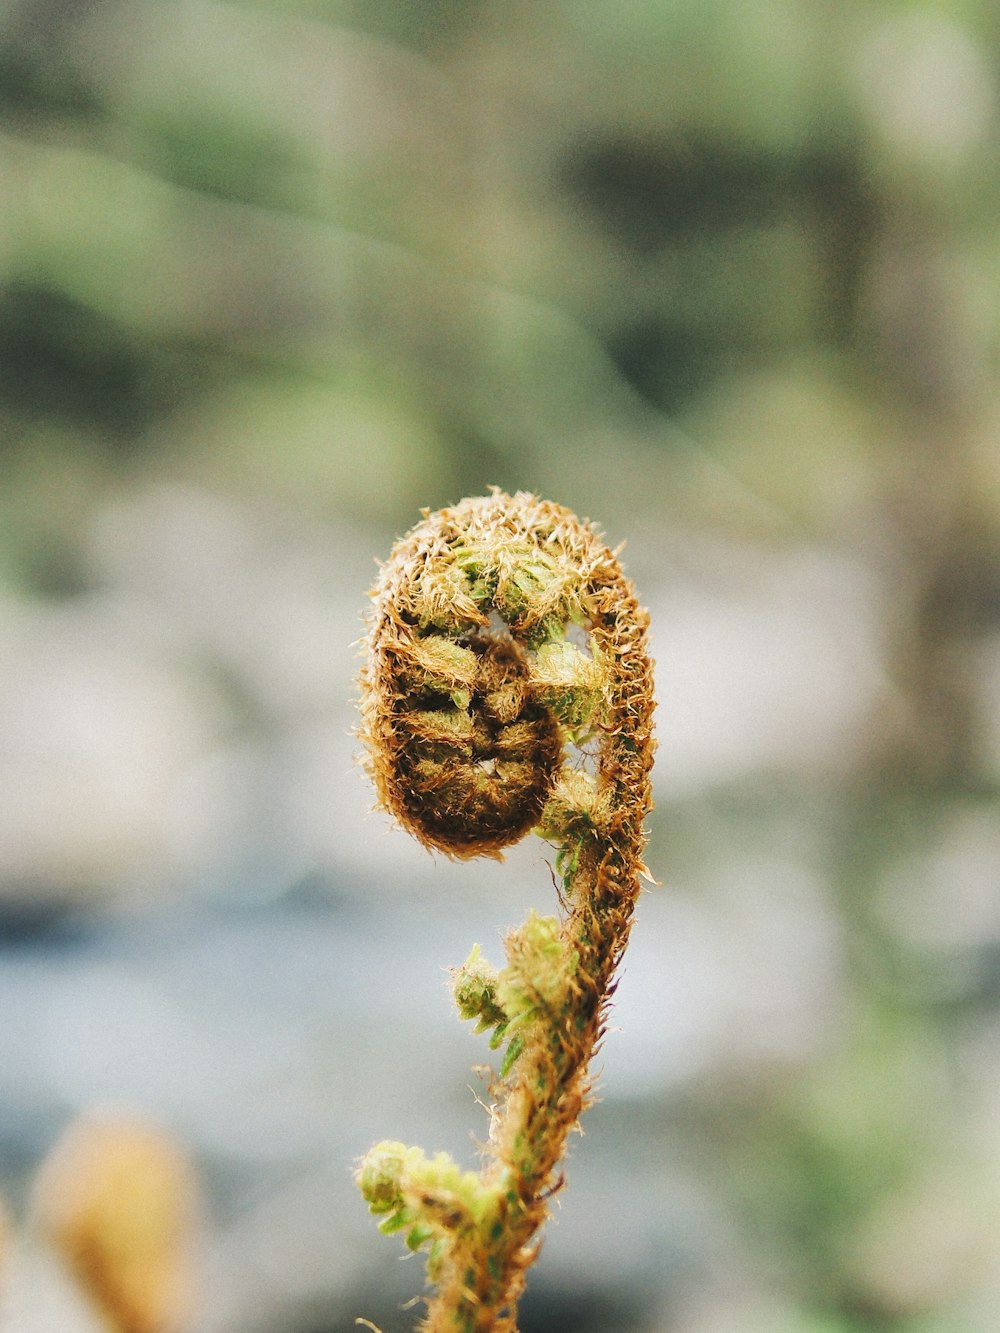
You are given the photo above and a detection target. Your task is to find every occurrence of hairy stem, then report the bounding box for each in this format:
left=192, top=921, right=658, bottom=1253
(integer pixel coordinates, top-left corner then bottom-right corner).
left=356, top=491, right=654, bottom=1332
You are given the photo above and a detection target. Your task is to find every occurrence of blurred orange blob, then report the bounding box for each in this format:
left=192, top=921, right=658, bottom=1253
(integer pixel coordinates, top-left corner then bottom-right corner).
left=33, top=1112, right=198, bottom=1333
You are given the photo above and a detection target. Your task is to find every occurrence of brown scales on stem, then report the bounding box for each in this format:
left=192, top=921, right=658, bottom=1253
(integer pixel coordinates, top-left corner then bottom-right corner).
left=356, top=491, right=655, bottom=1332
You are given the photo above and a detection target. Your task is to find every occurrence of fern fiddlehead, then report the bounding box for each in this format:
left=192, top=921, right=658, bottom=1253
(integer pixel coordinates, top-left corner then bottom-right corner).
left=356, top=490, right=655, bottom=1332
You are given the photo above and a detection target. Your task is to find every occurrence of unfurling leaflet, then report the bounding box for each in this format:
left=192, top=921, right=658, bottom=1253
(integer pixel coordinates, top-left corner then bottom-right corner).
left=356, top=490, right=655, bottom=1332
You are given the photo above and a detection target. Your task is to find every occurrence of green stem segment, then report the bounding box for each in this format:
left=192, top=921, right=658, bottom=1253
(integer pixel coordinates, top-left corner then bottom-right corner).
left=357, top=491, right=655, bottom=1332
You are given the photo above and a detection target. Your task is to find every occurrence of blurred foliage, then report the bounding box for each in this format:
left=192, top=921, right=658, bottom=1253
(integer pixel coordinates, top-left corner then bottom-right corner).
left=2, top=0, right=1000, bottom=1330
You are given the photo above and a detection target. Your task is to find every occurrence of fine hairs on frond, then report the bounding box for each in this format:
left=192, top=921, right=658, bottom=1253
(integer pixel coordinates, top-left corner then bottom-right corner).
left=356, top=491, right=655, bottom=1333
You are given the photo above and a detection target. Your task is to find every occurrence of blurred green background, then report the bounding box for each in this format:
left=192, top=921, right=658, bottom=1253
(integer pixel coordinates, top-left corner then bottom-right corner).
left=2, top=1, right=1000, bottom=1330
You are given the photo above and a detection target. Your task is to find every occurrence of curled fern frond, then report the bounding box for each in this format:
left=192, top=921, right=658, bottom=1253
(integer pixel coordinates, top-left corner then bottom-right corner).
left=357, top=490, right=655, bottom=1332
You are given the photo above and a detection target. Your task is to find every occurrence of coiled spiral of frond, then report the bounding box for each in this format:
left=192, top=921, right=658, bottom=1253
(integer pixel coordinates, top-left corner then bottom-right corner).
left=360, top=490, right=653, bottom=863
left=357, top=491, right=655, bottom=1333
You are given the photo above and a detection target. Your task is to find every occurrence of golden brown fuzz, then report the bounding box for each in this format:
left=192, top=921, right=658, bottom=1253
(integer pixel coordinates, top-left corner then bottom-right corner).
left=357, top=490, right=655, bottom=1332
left=388, top=633, right=562, bottom=856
